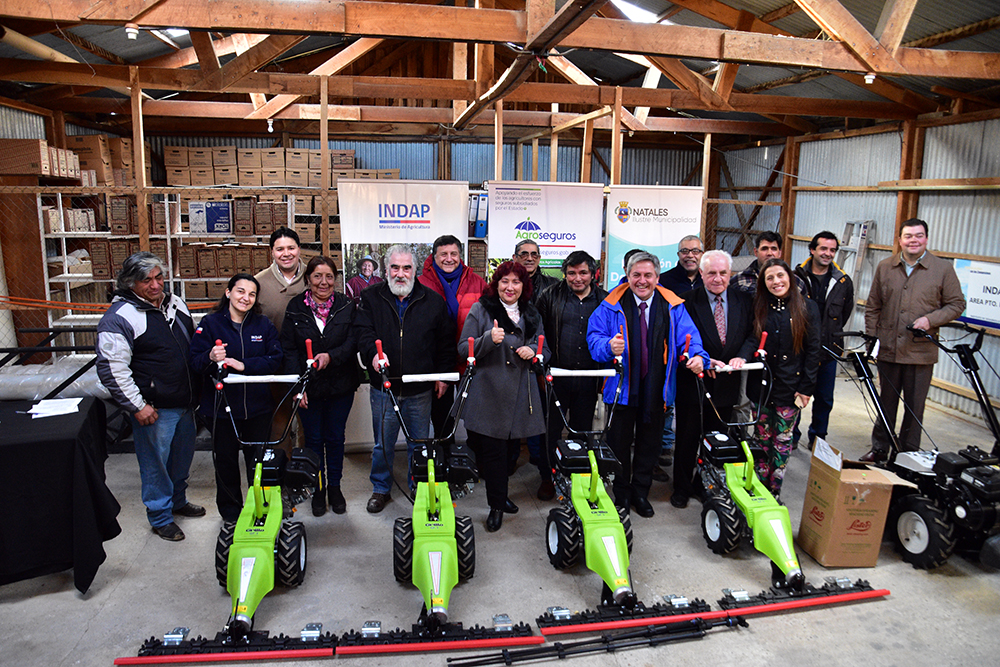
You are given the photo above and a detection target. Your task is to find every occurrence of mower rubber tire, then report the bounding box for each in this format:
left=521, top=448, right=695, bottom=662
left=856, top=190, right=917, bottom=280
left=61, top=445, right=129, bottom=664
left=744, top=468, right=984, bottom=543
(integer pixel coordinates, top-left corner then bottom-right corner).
left=393, top=517, right=414, bottom=583
left=617, top=505, right=634, bottom=555
left=701, top=495, right=744, bottom=555
left=890, top=493, right=956, bottom=569
left=455, top=515, right=476, bottom=581
left=546, top=507, right=582, bottom=569
left=215, top=521, right=235, bottom=587
left=276, top=521, right=307, bottom=587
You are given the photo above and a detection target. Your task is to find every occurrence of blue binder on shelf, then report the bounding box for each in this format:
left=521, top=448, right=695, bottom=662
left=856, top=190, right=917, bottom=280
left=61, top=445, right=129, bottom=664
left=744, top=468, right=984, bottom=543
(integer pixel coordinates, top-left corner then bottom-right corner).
left=473, top=194, right=488, bottom=238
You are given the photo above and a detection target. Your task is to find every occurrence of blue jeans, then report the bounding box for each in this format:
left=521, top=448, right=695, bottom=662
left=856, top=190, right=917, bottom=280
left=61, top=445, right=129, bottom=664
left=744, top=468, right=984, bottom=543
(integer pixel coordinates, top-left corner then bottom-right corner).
left=130, top=407, right=197, bottom=528
left=794, top=358, right=837, bottom=444
left=369, top=388, right=432, bottom=494
left=300, top=393, right=355, bottom=487
left=660, top=404, right=675, bottom=454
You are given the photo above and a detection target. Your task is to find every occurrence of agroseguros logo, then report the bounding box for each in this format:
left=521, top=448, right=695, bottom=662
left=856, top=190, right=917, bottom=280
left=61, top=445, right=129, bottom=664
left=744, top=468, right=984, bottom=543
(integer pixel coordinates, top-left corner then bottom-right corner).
left=514, top=217, right=576, bottom=242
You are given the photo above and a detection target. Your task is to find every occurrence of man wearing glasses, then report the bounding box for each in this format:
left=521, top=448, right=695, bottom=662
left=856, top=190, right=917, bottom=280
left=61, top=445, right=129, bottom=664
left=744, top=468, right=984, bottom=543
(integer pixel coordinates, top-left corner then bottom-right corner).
left=513, top=239, right=558, bottom=305
left=658, top=235, right=704, bottom=296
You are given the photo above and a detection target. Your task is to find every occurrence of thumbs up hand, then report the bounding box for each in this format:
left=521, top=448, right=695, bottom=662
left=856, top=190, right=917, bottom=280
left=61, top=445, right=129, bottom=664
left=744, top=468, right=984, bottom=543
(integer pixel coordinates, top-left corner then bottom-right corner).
left=491, top=319, right=505, bottom=345
left=610, top=332, right=625, bottom=356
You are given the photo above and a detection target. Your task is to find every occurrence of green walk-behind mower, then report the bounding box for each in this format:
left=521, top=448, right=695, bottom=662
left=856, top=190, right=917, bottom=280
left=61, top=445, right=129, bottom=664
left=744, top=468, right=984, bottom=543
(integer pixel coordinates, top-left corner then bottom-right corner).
left=825, top=326, right=1000, bottom=570
left=128, top=339, right=340, bottom=662
left=540, top=346, right=637, bottom=609
left=338, top=338, right=540, bottom=655
left=695, top=332, right=806, bottom=592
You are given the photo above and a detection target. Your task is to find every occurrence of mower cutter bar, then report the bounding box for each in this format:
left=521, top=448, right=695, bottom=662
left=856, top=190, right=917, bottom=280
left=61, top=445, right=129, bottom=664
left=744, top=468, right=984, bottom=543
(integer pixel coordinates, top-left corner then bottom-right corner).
left=337, top=622, right=542, bottom=654
left=717, top=578, right=880, bottom=610
left=536, top=599, right=711, bottom=630
left=541, top=585, right=889, bottom=636
left=117, top=631, right=338, bottom=664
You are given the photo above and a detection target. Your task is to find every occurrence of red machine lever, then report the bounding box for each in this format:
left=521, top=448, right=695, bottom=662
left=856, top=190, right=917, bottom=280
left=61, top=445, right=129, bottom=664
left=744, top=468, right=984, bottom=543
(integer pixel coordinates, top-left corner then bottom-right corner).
left=305, top=338, right=313, bottom=361
left=755, top=331, right=768, bottom=358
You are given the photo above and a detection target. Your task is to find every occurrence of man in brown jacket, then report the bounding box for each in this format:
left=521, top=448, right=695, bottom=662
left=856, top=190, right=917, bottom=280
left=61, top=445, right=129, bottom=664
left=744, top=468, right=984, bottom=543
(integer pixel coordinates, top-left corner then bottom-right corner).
left=863, top=218, right=966, bottom=459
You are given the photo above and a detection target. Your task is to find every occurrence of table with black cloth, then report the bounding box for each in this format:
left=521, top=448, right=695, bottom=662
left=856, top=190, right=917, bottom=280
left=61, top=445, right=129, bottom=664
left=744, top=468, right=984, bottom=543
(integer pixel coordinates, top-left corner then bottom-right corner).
left=0, top=397, right=121, bottom=593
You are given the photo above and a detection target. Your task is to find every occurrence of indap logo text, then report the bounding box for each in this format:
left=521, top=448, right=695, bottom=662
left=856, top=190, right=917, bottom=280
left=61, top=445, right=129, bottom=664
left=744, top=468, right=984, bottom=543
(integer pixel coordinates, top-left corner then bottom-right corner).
left=808, top=506, right=825, bottom=523
left=848, top=519, right=872, bottom=533
left=378, top=202, right=431, bottom=225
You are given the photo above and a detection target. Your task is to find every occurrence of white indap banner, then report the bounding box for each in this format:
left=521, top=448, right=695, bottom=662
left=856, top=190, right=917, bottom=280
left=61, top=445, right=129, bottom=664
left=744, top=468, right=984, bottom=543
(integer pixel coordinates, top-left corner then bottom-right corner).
left=955, top=258, right=1000, bottom=329
left=487, top=181, right=604, bottom=274
left=605, top=185, right=703, bottom=287
left=339, top=179, right=470, bottom=247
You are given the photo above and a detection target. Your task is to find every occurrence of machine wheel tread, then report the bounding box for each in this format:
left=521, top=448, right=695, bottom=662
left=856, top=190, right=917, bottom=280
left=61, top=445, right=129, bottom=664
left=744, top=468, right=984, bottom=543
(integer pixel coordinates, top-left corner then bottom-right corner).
left=393, top=517, right=414, bottom=583
left=890, top=493, right=956, bottom=569
left=215, top=521, right=235, bottom=587
left=701, top=495, right=744, bottom=555
left=276, top=521, right=307, bottom=587
left=546, top=507, right=582, bottom=569
left=455, top=515, right=476, bottom=581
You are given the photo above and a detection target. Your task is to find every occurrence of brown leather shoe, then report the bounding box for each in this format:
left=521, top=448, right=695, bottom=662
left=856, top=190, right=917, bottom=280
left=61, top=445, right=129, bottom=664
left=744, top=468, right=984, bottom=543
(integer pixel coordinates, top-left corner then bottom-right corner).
left=366, top=492, right=391, bottom=514
left=172, top=502, right=206, bottom=517
left=859, top=449, right=887, bottom=463
left=153, top=522, right=185, bottom=541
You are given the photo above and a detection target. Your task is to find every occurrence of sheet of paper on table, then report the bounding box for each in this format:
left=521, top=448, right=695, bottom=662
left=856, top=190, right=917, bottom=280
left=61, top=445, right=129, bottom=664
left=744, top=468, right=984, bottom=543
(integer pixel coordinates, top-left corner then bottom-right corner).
left=29, top=397, right=84, bottom=418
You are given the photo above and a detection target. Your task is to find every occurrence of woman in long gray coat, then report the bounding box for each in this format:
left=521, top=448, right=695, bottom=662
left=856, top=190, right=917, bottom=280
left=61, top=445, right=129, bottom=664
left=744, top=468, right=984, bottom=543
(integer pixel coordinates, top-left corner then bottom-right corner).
left=460, top=260, right=550, bottom=532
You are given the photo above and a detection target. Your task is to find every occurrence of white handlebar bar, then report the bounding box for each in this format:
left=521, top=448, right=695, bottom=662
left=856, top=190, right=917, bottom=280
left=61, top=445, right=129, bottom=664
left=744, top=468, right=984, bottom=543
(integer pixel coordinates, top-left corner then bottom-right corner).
left=548, top=368, right=616, bottom=377
left=401, top=372, right=460, bottom=383
left=223, top=374, right=303, bottom=384
left=712, top=362, right=764, bottom=373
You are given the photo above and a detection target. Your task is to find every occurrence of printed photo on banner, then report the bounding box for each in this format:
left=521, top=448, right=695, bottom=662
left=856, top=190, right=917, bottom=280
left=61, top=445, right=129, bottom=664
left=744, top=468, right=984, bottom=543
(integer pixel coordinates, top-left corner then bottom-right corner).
left=955, top=258, right=1000, bottom=329
left=605, top=185, right=702, bottom=288
left=338, top=178, right=470, bottom=287
left=486, top=181, right=603, bottom=279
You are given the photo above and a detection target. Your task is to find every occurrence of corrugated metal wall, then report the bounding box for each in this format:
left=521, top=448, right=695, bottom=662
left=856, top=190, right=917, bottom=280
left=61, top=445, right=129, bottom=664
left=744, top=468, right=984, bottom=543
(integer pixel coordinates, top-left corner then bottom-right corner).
left=918, top=118, right=1000, bottom=418
left=0, top=105, right=46, bottom=140
left=715, top=145, right=783, bottom=257
left=791, top=122, right=1000, bottom=426
left=66, top=123, right=105, bottom=136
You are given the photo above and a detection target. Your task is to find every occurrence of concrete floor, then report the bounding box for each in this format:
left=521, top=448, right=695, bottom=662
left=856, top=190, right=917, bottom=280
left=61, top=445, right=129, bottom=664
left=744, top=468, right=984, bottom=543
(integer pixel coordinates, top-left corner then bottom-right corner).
left=3, top=375, right=1000, bottom=667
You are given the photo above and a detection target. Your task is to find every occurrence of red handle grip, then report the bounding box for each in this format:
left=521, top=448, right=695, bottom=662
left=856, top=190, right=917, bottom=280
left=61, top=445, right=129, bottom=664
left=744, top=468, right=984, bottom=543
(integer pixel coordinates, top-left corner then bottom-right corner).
left=467, top=337, right=474, bottom=359
left=215, top=339, right=223, bottom=346
left=755, top=331, right=768, bottom=358
left=305, top=338, right=314, bottom=361
left=683, top=333, right=691, bottom=355
left=536, top=335, right=544, bottom=355
left=375, top=339, right=383, bottom=358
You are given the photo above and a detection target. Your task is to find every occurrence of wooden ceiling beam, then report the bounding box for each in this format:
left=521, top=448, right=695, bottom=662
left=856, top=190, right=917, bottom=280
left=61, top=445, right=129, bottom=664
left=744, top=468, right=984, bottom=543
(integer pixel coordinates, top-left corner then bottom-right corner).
left=792, top=0, right=904, bottom=73
left=544, top=53, right=647, bottom=131
left=874, top=0, right=919, bottom=55
left=189, top=31, right=221, bottom=74
left=55, top=29, right=127, bottom=65
left=194, top=33, right=306, bottom=92
left=903, top=14, right=1000, bottom=49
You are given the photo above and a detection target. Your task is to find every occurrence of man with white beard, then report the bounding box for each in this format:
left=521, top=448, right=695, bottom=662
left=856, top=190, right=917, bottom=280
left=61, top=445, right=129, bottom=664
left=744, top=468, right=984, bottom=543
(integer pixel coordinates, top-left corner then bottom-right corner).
left=354, top=245, right=456, bottom=513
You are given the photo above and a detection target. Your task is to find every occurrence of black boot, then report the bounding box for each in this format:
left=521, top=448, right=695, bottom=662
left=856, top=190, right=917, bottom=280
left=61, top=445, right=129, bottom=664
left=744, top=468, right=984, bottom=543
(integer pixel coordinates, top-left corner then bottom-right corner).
left=312, top=489, right=327, bottom=517
left=328, top=486, right=346, bottom=514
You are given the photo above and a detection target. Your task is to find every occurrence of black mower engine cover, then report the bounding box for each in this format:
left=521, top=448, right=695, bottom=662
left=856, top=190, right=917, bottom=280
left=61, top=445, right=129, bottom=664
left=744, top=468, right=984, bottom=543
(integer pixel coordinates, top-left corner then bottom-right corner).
left=960, top=466, right=1000, bottom=501
left=412, top=442, right=479, bottom=486
left=257, top=448, right=288, bottom=486
left=283, top=448, right=321, bottom=490
left=554, top=435, right=622, bottom=478
left=700, top=431, right=764, bottom=467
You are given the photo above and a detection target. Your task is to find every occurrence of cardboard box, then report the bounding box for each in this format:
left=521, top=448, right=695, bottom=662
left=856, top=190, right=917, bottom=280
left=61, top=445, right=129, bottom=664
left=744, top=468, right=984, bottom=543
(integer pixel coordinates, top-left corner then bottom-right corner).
left=325, top=223, right=342, bottom=244
left=197, top=246, right=219, bottom=278
left=214, top=167, right=239, bottom=185
left=295, top=221, right=317, bottom=243
left=187, top=148, right=213, bottom=168
left=90, top=239, right=112, bottom=279
left=68, top=135, right=111, bottom=183
left=190, top=168, right=215, bottom=187
left=330, top=149, right=355, bottom=168
left=333, top=169, right=355, bottom=181
left=285, top=170, right=309, bottom=188
left=262, top=169, right=285, bottom=186
left=236, top=246, right=254, bottom=272
left=355, top=169, right=377, bottom=180
left=253, top=246, right=272, bottom=273
left=0, top=139, right=51, bottom=175
left=186, top=281, right=208, bottom=300
left=177, top=245, right=198, bottom=277
left=108, top=137, right=132, bottom=167
left=308, top=150, right=324, bottom=170
left=239, top=169, right=263, bottom=187
left=260, top=149, right=285, bottom=169
left=377, top=169, right=400, bottom=179
left=164, top=146, right=189, bottom=167
left=797, top=440, right=894, bottom=568
left=189, top=201, right=232, bottom=234
left=167, top=168, right=191, bottom=186
left=271, top=201, right=290, bottom=227
left=207, top=281, right=228, bottom=299
left=293, top=195, right=312, bottom=215
left=307, top=170, right=327, bottom=188
left=212, top=147, right=238, bottom=167
left=150, top=239, right=168, bottom=264
left=285, top=149, right=309, bottom=170
left=233, top=197, right=255, bottom=236
left=56, top=148, right=69, bottom=178
left=216, top=245, right=237, bottom=273
left=237, top=149, right=261, bottom=168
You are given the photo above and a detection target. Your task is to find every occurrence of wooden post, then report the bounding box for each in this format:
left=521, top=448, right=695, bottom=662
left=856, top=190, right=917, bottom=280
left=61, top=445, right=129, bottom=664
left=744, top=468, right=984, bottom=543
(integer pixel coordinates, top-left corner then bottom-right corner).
left=494, top=100, right=504, bottom=181
left=611, top=87, right=623, bottom=185
left=581, top=119, right=594, bottom=183
left=549, top=133, right=559, bottom=182
left=700, top=133, right=712, bottom=241
left=453, top=42, right=468, bottom=121
left=130, top=66, right=149, bottom=251
left=896, top=119, right=924, bottom=251
left=779, top=136, right=800, bottom=255
left=531, top=138, right=539, bottom=181
left=516, top=141, right=524, bottom=181
left=319, top=75, right=330, bottom=256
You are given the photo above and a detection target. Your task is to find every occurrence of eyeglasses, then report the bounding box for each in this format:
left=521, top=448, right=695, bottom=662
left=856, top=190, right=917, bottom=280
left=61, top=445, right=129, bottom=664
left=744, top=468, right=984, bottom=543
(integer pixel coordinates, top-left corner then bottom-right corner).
left=678, top=248, right=703, bottom=256
left=517, top=251, right=540, bottom=259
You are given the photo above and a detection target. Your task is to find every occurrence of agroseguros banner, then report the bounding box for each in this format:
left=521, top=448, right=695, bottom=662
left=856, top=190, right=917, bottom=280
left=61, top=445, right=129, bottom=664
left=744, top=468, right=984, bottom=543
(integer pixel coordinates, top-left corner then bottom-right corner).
left=487, top=181, right=604, bottom=276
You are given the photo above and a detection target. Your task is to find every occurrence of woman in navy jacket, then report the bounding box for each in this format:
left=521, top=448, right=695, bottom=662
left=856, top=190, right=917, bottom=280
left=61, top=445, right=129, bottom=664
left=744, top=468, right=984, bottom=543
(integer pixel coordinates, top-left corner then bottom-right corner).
left=190, top=273, right=282, bottom=522
left=280, top=256, right=360, bottom=516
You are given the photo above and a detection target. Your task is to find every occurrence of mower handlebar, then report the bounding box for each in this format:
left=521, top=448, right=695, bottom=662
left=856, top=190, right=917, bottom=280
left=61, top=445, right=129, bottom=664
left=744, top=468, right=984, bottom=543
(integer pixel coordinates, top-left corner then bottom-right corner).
left=223, top=374, right=303, bottom=384
left=401, top=372, right=460, bottom=383
left=548, top=367, right=616, bottom=377
left=712, top=362, right=764, bottom=373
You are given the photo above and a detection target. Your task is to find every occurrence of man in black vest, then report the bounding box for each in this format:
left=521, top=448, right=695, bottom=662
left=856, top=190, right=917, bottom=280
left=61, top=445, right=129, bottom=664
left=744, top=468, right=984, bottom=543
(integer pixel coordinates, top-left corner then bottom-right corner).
left=672, top=250, right=755, bottom=508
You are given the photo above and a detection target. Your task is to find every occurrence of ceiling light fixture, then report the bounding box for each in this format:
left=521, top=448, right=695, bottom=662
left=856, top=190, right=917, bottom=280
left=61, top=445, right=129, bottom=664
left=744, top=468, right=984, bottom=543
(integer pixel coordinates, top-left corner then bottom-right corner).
left=267, top=119, right=274, bottom=133
left=125, top=23, right=139, bottom=40
left=864, top=72, right=876, bottom=84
